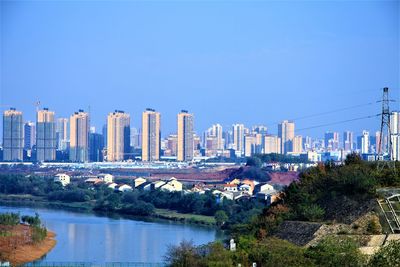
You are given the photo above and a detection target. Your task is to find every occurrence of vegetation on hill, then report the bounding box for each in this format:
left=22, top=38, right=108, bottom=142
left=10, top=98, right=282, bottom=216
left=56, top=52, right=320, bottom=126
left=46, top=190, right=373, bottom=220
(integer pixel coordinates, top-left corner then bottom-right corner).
left=165, top=153, right=400, bottom=266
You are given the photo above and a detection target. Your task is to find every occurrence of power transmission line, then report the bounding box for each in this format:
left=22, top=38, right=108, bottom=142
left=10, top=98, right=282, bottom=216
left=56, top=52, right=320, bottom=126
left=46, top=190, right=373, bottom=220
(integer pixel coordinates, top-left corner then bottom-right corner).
left=296, top=113, right=380, bottom=132
left=289, top=102, right=374, bottom=122
left=256, top=102, right=376, bottom=129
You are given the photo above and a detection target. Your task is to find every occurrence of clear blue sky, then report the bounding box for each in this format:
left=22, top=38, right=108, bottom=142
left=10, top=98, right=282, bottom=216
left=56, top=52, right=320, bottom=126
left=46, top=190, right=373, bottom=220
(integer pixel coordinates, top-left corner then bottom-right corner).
left=1, top=0, right=399, bottom=138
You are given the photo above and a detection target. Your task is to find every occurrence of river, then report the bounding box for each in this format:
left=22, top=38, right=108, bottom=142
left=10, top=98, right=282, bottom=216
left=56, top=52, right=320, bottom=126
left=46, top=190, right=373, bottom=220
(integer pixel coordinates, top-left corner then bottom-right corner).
left=0, top=205, right=221, bottom=264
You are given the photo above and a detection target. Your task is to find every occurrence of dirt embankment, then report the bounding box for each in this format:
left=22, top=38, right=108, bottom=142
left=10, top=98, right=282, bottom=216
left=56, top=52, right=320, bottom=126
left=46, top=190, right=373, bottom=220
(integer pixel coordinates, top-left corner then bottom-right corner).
left=0, top=224, right=56, bottom=266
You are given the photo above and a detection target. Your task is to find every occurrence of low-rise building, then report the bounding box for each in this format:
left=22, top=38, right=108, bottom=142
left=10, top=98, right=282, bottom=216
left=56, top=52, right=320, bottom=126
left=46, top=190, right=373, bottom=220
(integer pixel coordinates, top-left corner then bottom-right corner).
left=256, top=189, right=279, bottom=205
left=223, top=184, right=238, bottom=192
left=151, top=181, right=167, bottom=190
left=212, top=190, right=234, bottom=201
left=116, top=184, right=133, bottom=192
left=254, top=183, right=274, bottom=194
left=54, top=173, right=70, bottom=186
left=107, top=182, right=118, bottom=189
left=97, top=173, right=114, bottom=183
left=162, top=177, right=182, bottom=191
left=134, top=177, right=147, bottom=188
left=239, top=179, right=256, bottom=195
left=85, top=177, right=100, bottom=183
left=238, top=183, right=252, bottom=194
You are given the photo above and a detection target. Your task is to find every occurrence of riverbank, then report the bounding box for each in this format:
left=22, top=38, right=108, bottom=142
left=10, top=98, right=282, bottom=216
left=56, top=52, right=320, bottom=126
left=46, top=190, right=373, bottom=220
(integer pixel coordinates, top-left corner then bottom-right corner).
left=0, top=224, right=56, bottom=266
left=0, top=194, right=216, bottom=226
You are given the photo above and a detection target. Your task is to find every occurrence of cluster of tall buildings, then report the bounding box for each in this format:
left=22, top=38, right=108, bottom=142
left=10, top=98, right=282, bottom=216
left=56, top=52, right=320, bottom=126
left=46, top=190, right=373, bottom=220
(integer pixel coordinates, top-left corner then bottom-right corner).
left=2, top=108, right=194, bottom=163
left=2, top=107, right=400, bottom=162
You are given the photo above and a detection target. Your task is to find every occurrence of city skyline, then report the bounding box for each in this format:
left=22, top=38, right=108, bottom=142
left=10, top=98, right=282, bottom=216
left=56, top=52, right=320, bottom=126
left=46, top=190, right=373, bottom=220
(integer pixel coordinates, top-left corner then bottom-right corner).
left=1, top=105, right=397, bottom=139
left=1, top=1, right=398, bottom=137
left=4, top=106, right=399, bottom=163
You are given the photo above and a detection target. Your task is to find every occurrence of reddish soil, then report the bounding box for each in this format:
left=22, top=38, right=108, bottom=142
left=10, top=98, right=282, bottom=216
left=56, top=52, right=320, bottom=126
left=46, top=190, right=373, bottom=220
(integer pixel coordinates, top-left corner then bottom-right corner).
left=268, top=172, right=299, bottom=186
left=0, top=224, right=56, bottom=266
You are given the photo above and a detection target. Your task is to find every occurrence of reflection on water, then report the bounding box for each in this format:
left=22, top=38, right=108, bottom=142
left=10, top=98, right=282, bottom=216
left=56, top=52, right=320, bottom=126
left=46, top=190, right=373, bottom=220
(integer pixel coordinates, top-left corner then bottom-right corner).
left=0, top=205, right=220, bottom=263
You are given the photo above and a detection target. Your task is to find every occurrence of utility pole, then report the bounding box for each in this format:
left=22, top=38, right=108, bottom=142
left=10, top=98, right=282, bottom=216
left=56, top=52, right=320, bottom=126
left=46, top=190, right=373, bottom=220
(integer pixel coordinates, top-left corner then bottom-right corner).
left=378, top=87, right=394, bottom=161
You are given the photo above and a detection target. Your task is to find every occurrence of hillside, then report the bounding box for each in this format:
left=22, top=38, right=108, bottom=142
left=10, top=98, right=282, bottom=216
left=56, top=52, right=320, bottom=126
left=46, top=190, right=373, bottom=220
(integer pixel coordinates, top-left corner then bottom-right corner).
left=165, top=154, right=400, bottom=267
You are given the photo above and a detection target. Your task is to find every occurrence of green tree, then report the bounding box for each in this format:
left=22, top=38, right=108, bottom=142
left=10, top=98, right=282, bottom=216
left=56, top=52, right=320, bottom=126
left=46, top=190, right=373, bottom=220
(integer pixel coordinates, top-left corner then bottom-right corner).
left=246, top=157, right=262, bottom=168
left=305, top=236, right=365, bottom=267
left=164, top=240, right=201, bottom=267
left=299, top=204, right=325, bottom=222
left=215, top=210, right=228, bottom=227
left=202, top=242, right=233, bottom=267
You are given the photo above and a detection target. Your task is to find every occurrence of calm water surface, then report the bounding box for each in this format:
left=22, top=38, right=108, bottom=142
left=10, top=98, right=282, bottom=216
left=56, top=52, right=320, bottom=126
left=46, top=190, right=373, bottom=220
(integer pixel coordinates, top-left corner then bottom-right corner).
left=0, top=205, right=220, bottom=263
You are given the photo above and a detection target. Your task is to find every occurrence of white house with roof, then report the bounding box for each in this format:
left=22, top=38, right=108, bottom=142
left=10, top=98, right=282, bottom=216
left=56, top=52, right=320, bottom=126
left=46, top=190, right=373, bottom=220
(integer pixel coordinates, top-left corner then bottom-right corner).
left=239, top=184, right=252, bottom=194
left=107, top=183, right=118, bottom=190
left=223, top=184, right=238, bottom=192
left=256, top=189, right=279, bottom=204
left=160, top=177, right=182, bottom=192
left=151, top=181, right=166, bottom=190
left=212, top=189, right=234, bottom=201
left=97, top=173, right=114, bottom=183
left=54, top=173, right=70, bottom=186
left=116, top=184, right=133, bottom=192
left=85, top=177, right=102, bottom=184
left=134, top=177, right=147, bottom=188
left=254, top=183, right=274, bottom=194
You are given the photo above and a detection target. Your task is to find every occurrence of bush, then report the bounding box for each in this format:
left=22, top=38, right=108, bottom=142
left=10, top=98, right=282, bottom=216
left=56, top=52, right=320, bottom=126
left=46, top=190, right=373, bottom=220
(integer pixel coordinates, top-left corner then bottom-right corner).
left=369, top=240, right=400, bottom=267
left=299, top=204, right=325, bottom=222
left=48, top=189, right=90, bottom=202
left=366, top=218, right=381, bottom=234
left=164, top=240, right=201, bottom=267
left=31, top=225, right=47, bottom=244
left=0, top=213, right=20, bottom=225
left=305, top=236, right=366, bottom=267
left=21, top=213, right=41, bottom=226
left=121, top=201, right=155, bottom=216
left=214, top=210, right=228, bottom=227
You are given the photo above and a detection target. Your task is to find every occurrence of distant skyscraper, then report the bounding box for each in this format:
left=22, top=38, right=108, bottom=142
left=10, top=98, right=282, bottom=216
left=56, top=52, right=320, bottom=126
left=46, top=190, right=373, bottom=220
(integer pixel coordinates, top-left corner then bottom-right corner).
left=24, top=121, right=36, bottom=150
left=69, top=110, right=90, bottom=162
left=56, top=118, right=69, bottom=151
left=278, top=120, right=295, bottom=154
left=205, top=136, right=218, bottom=152
left=232, top=124, right=244, bottom=155
left=223, top=130, right=233, bottom=149
left=252, top=125, right=268, bottom=135
left=193, top=134, right=201, bottom=156
left=210, top=124, right=223, bottom=150
left=36, top=108, right=56, bottom=162
left=390, top=111, right=400, bottom=160
left=254, top=133, right=263, bottom=154
left=166, top=134, right=178, bottom=156
left=302, top=136, right=312, bottom=151
left=142, top=108, right=161, bottom=162
left=3, top=108, right=23, bottom=161
left=244, top=134, right=256, bottom=157
left=324, top=131, right=339, bottom=151
left=102, top=124, right=108, bottom=148
left=292, top=135, right=303, bottom=154
left=264, top=135, right=281, bottom=154
left=130, top=127, right=141, bottom=149
left=89, top=132, right=104, bottom=162
left=343, top=131, right=354, bottom=151
left=107, top=110, right=130, bottom=162
left=361, top=130, right=370, bottom=154
left=177, top=110, right=194, bottom=161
